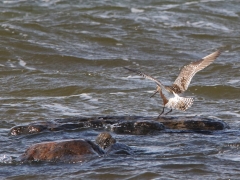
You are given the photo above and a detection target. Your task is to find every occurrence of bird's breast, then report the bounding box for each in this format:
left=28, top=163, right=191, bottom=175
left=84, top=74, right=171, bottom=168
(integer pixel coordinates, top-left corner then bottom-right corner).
left=160, top=91, right=169, bottom=105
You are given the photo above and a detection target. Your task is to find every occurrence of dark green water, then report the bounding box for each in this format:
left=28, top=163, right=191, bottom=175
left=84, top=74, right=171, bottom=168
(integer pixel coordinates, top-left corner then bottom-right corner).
left=1, top=0, right=240, bottom=179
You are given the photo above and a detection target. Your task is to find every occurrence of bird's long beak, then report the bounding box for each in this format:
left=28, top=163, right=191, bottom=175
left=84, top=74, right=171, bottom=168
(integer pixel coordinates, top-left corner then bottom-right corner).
left=150, top=90, right=159, bottom=98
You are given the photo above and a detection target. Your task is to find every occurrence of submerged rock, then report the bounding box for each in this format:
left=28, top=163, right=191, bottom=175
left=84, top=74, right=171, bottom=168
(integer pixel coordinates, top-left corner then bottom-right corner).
left=10, top=123, right=48, bottom=136
left=96, top=132, right=133, bottom=155
left=9, top=115, right=229, bottom=136
left=96, top=131, right=116, bottom=149
left=20, top=132, right=132, bottom=162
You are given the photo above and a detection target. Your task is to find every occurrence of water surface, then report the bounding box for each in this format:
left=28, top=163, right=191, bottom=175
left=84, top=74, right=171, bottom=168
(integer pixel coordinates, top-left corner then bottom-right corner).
left=1, top=0, right=240, bottom=179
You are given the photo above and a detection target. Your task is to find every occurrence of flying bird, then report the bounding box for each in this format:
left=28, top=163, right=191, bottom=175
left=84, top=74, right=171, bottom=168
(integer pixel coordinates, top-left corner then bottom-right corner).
left=124, top=50, right=221, bottom=116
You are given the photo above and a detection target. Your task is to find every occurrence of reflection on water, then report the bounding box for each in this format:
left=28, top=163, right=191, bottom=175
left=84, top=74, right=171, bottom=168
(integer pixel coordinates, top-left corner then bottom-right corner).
left=0, top=0, right=240, bottom=179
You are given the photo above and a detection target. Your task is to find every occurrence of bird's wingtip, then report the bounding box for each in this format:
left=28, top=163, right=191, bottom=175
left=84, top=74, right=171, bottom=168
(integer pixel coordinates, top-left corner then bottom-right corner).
left=215, top=46, right=227, bottom=54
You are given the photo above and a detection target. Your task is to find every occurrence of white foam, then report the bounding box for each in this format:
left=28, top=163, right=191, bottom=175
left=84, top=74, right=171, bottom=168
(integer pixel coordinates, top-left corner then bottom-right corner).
left=26, top=94, right=93, bottom=101
left=155, top=4, right=179, bottom=10
left=218, top=154, right=240, bottom=162
left=141, top=145, right=170, bottom=154
left=131, top=8, right=144, bottom=13
left=79, top=93, right=92, bottom=100
left=18, top=58, right=36, bottom=70
left=7, top=60, right=16, bottom=68
left=200, top=0, right=225, bottom=2
left=3, top=0, right=26, bottom=4
left=191, top=21, right=231, bottom=32
left=227, top=79, right=240, bottom=84
left=0, top=154, right=12, bottom=163
left=223, top=111, right=240, bottom=118
left=19, top=33, right=28, bottom=38
left=122, top=57, right=129, bottom=61
left=19, top=59, right=26, bottom=66
left=42, top=103, right=81, bottom=115
left=145, top=90, right=156, bottom=94
left=185, top=1, right=198, bottom=5
left=127, top=75, right=143, bottom=79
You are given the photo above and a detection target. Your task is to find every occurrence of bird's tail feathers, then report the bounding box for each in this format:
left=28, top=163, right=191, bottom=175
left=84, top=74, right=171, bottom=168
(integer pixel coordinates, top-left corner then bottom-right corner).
left=166, top=96, right=194, bottom=111
left=176, top=97, right=194, bottom=111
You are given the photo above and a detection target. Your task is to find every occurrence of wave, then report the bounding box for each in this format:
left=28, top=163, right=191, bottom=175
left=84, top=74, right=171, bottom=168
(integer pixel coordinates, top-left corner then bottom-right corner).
left=188, top=85, right=240, bottom=99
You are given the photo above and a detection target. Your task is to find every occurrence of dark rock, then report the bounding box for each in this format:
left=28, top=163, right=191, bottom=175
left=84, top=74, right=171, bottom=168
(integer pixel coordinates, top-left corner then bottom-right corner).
left=96, top=132, right=116, bottom=149
left=86, top=120, right=104, bottom=128
left=156, top=116, right=230, bottom=130
left=19, top=132, right=132, bottom=162
left=9, top=123, right=48, bottom=136
left=9, top=116, right=229, bottom=136
left=110, top=120, right=165, bottom=135
left=95, top=132, right=133, bottom=155
left=20, top=139, right=105, bottom=162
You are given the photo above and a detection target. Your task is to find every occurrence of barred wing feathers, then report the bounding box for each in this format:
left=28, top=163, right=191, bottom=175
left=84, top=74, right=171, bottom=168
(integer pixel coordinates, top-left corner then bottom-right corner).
left=173, top=50, right=221, bottom=93
left=124, top=67, right=163, bottom=88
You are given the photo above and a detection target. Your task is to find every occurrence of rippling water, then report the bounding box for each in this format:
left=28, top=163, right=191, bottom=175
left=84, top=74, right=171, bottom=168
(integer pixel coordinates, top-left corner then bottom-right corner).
left=1, top=0, right=240, bottom=179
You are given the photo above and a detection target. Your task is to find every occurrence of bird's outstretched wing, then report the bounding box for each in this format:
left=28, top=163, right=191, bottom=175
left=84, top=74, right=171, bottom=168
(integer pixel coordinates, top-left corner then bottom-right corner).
left=172, top=50, right=221, bottom=93
left=124, top=67, right=175, bottom=103
left=124, top=67, right=164, bottom=87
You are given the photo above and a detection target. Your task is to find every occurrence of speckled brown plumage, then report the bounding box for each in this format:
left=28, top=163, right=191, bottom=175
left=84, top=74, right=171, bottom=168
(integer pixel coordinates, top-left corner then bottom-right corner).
left=124, top=50, right=221, bottom=115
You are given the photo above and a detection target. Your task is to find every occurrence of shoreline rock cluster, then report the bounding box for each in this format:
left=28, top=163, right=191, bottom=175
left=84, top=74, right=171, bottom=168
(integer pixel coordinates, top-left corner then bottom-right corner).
left=10, top=116, right=230, bottom=163
left=10, top=115, right=229, bottom=136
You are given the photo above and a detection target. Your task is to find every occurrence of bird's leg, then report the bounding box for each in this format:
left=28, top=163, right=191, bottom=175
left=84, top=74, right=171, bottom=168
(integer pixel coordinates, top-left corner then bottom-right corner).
left=158, top=107, right=165, bottom=118
left=150, top=90, right=158, bottom=98
left=165, top=109, right=172, bottom=115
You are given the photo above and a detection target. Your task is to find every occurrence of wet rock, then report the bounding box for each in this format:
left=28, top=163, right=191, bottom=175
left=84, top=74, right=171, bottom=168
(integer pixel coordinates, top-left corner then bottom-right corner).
left=20, top=139, right=105, bottom=162
left=10, top=124, right=48, bottom=136
left=9, top=115, right=229, bottom=136
left=20, top=132, right=132, bottom=162
left=49, top=123, right=85, bottom=131
left=86, top=120, right=104, bottom=128
left=9, top=121, right=85, bottom=136
left=156, top=116, right=230, bottom=131
left=110, top=120, right=165, bottom=135
left=96, top=131, right=116, bottom=149
left=96, top=132, right=133, bottom=155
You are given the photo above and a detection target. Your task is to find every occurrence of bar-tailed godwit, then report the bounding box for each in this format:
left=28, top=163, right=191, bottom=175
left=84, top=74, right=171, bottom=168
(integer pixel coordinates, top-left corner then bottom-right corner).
left=124, top=50, right=221, bottom=116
